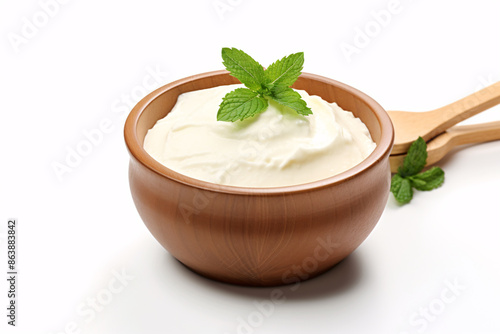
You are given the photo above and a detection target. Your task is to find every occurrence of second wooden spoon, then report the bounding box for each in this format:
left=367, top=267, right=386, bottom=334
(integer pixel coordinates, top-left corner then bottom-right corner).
left=390, top=120, right=500, bottom=173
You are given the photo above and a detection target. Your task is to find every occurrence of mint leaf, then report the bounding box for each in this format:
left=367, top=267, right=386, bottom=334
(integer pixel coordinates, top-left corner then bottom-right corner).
left=217, top=88, right=268, bottom=122
left=390, top=173, right=403, bottom=193
left=265, top=52, right=304, bottom=87
left=391, top=174, right=413, bottom=204
left=270, top=86, right=312, bottom=116
left=390, top=137, right=445, bottom=205
left=222, top=48, right=267, bottom=92
left=398, top=136, right=427, bottom=177
left=409, top=167, right=445, bottom=191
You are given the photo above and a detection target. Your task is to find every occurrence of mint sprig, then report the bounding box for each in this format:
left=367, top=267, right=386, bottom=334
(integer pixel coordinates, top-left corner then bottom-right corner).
left=217, top=48, right=312, bottom=122
left=391, top=137, right=445, bottom=204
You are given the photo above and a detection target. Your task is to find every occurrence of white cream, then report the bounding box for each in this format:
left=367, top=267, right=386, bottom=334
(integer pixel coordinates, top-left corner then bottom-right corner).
left=144, top=84, right=376, bottom=187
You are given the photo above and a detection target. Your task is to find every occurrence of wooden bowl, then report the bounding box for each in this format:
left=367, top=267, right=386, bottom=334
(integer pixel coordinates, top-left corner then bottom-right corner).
left=124, top=70, right=394, bottom=286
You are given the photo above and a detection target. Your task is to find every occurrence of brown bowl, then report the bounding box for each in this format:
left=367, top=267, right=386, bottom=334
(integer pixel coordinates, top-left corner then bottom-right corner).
left=124, top=70, right=394, bottom=286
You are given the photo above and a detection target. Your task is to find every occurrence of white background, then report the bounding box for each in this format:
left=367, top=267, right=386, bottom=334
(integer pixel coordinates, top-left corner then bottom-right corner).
left=1, top=0, right=499, bottom=333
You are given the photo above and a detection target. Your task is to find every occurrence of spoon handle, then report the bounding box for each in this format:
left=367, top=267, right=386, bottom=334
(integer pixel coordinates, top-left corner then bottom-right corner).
left=429, top=81, right=500, bottom=138
left=390, top=121, right=500, bottom=173
left=426, top=120, right=500, bottom=165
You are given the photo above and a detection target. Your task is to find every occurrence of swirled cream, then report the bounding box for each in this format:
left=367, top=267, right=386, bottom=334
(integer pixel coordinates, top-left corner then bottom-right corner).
left=144, top=84, right=376, bottom=187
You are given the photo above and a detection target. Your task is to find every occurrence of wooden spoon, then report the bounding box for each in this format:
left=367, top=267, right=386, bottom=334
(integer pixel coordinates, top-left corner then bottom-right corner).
left=389, top=81, right=500, bottom=155
left=390, top=120, right=500, bottom=173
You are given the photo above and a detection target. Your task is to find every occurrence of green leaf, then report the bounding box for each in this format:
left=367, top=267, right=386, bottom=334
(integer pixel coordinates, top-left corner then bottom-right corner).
left=390, top=174, right=414, bottom=204
left=218, top=48, right=312, bottom=122
left=269, top=86, right=312, bottom=116
left=398, top=137, right=428, bottom=177
left=265, top=52, right=304, bottom=87
left=221, top=48, right=267, bottom=91
left=409, top=167, right=445, bottom=191
left=390, top=137, right=445, bottom=205
left=390, top=173, right=403, bottom=193
left=217, top=88, right=268, bottom=122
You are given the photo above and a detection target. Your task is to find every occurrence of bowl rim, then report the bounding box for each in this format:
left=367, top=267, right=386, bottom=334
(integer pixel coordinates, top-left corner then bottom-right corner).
left=124, top=70, right=394, bottom=195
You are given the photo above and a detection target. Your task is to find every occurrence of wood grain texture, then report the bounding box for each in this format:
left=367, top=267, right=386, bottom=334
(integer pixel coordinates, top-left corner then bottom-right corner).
left=390, top=121, right=500, bottom=173
left=389, top=81, right=500, bottom=155
left=124, top=70, right=394, bottom=286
